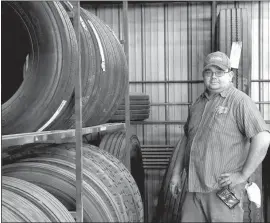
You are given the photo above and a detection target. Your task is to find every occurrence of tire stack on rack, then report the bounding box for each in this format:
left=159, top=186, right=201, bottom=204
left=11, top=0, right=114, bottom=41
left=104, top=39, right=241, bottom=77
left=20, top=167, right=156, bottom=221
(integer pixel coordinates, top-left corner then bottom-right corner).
left=99, top=131, right=145, bottom=201
left=3, top=143, right=144, bottom=222
left=216, top=8, right=251, bottom=95
left=51, top=2, right=128, bottom=130
left=109, top=93, right=150, bottom=122
left=2, top=1, right=128, bottom=134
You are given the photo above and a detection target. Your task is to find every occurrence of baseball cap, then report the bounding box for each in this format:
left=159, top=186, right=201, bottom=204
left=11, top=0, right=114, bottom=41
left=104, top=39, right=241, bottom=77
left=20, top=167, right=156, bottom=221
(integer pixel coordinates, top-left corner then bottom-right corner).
left=203, top=51, right=231, bottom=71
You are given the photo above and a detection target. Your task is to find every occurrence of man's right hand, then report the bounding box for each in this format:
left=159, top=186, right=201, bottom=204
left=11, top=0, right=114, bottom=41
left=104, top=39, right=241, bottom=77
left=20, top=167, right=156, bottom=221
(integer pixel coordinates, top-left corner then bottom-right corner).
left=170, top=174, right=182, bottom=198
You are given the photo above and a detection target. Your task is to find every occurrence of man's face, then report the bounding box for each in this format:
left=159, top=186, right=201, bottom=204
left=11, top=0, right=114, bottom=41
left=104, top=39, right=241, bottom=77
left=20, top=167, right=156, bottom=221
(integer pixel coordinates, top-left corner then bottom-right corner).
left=203, top=65, right=233, bottom=93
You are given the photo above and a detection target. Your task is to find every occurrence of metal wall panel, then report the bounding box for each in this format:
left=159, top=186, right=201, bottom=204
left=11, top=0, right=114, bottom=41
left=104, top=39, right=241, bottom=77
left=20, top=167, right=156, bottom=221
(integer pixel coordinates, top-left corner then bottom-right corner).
left=189, top=2, right=212, bottom=100
left=83, top=2, right=270, bottom=222
left=166, top=3, right=189, bottom=144
left=143, top=4, right=166, bottom=146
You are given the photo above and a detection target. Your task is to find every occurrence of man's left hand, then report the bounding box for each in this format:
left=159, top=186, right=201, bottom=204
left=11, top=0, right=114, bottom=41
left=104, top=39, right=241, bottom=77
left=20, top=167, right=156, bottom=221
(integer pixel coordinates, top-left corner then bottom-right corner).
left=218, top=172, right=247, bottom=188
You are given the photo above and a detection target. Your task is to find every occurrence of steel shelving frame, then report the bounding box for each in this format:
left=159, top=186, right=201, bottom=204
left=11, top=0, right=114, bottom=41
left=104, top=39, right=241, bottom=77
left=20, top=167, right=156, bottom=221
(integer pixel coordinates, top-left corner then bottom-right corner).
left=1, top=1, right=130, bottom=222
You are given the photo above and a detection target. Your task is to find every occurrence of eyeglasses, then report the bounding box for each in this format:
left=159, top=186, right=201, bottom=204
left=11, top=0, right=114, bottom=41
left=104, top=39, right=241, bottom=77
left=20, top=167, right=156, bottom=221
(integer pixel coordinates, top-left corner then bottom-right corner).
left=203, top=70, right=231, bottom=77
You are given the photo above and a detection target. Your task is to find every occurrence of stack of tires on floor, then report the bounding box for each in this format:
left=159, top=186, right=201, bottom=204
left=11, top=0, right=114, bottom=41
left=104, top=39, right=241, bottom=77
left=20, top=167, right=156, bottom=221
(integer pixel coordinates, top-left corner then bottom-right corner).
left=2, top=1, right=144, bottom=222
left=109, top=93, right=151, bottom=122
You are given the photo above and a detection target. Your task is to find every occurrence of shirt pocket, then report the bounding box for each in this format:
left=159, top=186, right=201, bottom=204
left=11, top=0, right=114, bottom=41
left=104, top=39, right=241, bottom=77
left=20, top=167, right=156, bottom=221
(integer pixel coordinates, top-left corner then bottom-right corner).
left=208, top=111, right=228, bottom=133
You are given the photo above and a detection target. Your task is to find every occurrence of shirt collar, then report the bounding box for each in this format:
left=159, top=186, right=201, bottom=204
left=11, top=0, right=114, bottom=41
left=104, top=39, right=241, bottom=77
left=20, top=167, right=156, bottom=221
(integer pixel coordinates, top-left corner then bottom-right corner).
left=220, top=84, right=234, bottom=98
left=202, top=83, right=234, bottom=99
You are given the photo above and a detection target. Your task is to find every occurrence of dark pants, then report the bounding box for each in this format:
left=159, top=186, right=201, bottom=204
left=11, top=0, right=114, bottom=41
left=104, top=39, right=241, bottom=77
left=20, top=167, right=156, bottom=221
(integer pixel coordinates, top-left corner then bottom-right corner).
left=180, top=184, right=245, bottom=222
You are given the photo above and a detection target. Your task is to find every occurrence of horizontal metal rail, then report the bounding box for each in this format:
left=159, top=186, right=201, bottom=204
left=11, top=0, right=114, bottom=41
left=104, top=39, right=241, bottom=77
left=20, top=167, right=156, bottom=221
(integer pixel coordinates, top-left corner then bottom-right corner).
left=143, top=166, right=168, bottom=169
left=149, top=101, right=270, bottom=106
left=2, top=123, right=125, bottom=148
left=143, top=158, right=170, bottom=162
left=143, top=161, right=169, bottom=165
left=143, top=155, right=171, bottom=159
left=251, top=79, right=270, bottom=82
left=129, top=79, right=270, bottom=84
left=129, top=80, right=204, bottom=84
left=131, top=121, right=186, bottom=125
left=142, top=152, right=171, bottom=155
left=142, top=151, right=172, bottom=154
left=255, top=101, right=270, bottom=104
left=82, top=0, right=235, bottom=5
left=130, top=80, right=270, bottom=84
left=150, top=102, right=192, bottom=106
left=141, top=145, right=174, bottom=148
left=133, top=120, right=270, bottom=125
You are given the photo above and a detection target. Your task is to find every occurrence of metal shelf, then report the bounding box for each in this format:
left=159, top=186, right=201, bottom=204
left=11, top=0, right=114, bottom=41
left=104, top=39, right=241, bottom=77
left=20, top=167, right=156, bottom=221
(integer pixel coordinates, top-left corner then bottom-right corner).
left=2, top=123, right=125, bottom=148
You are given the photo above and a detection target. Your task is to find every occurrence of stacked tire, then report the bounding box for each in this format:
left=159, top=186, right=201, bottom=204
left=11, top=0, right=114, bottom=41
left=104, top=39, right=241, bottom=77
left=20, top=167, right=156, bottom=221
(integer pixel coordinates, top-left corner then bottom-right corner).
left=2, top=176, right=75, bottom=222
left=99, top=131, right=145, bottom=201
left=216, top=8, right=251, bottom=95
left=153, top=137, right=187, bottom=223
left=2, top=143, right=144, bottom=222
left=1, top=2, right=78, bottom=134
left=2, top=1, right=128, bottom=134
left=109, top=93, right=150, bottom=122
left=51, top=2, right=128, bottom=129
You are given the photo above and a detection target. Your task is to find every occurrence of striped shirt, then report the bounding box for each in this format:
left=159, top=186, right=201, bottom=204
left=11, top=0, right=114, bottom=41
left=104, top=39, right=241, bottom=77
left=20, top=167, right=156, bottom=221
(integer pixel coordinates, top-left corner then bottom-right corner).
left=183, top=84, right=269, bottom=193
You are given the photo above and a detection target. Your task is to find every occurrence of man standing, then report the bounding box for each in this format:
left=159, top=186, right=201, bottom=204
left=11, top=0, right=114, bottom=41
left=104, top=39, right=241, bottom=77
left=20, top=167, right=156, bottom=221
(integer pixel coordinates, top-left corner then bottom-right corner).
left=170, top=51, right=270, bottom=222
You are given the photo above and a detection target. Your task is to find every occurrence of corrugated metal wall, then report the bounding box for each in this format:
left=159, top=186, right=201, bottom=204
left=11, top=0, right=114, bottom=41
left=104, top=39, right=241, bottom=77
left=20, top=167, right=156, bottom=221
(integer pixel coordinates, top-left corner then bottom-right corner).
left=84, top=2, right=270, bottom=222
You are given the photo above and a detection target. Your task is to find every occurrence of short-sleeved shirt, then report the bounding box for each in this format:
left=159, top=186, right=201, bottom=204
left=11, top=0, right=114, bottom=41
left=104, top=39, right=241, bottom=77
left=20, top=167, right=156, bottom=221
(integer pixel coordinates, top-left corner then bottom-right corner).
left=183, top=84, right=269, bottom=193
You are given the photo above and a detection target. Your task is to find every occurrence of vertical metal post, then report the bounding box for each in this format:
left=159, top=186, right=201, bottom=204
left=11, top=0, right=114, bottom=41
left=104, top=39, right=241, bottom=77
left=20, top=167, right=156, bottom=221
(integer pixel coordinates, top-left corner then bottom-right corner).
left=211, top=1, right=217, bottom=51
left=187, top=2, right=193, bottom=105
left=123, top=1, right=131, bottom=170
left=141, top=4, right=146, bottom=146
left=73, top=2, right=83, bottom=222
left=258, top=1, right=262, bottom=113
left=164, top=4, right=169, bottom=146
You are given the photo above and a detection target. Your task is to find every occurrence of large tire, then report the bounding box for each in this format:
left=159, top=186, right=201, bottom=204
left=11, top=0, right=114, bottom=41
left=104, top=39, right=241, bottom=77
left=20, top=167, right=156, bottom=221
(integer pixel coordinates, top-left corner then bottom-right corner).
left=2, top=143, right=144, bottom=222
left=216, top=8, right=251, bottom=95
left=154, top=137, right=187, bottom=223
left=1, top=2, right=78, bottom=134
left=2, top=188, right=51, bottom=222
left=99, top=131, right=145, bottom=201
left=53, top=3, right=128, bottom=128
left=2, top=176, right=75, bottom=222
left=50, top=2, right=102, bottom=129
left=83, top=9, right=128, bottom=126
left=263, top=145, right=270, bottom=222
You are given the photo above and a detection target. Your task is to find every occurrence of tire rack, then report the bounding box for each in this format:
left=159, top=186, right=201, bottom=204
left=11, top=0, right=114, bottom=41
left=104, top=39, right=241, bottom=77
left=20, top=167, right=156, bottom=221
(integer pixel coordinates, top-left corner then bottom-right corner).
left=1, top=1, right=130, bottom=222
